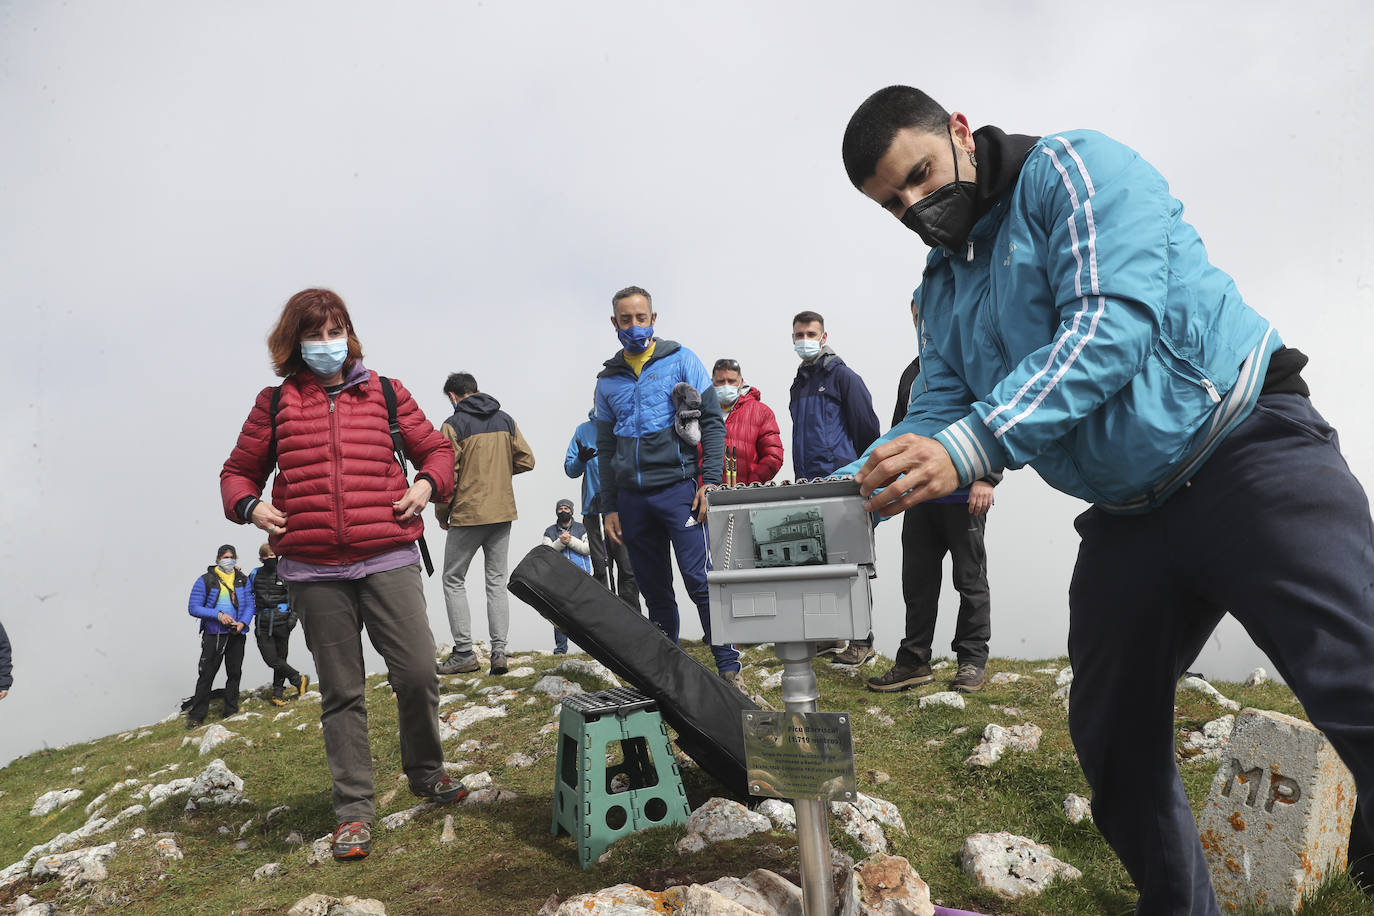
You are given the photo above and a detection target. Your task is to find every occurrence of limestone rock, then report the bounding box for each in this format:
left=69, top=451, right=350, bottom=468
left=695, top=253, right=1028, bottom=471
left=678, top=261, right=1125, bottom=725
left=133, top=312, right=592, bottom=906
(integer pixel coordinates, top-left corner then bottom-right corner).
left=31, top=789, right=83, bottom=817
left=838, top=853, right=934, bottom=916
left=1197, top=707, right=1358, bottom=913
left=464, top=770, right=493, bottom=790
left=676, top=884, right=763, bottom=915
left=187, top=759, right=245, bottom=808
left=702, top=869, right=802, bottom=916
left=1179, top=714, right=1235, bottom=763
left=964, top=723, right=1042, bottom=767
left=1178, top=675, right=1241, bottom=711
left=147, top=778, right=194, bottom=808
left=759, top=670, right=783, bottom=691
left=685, top=797, right=771, bottom=844
left=757, top=798, right=797, bottom=832
left=381, top=804, right=429, bottom=830
left=1245, top=667, right=1269, bottom=687
left=254, top=862, right=282, bottom=879
left=31, top=842, right=118, bottom=888
left=533, top=675, right=585, bottom=700
left=676, top=832, right=708, bottom=855
left=507, top=666, right=537, bottom=678
left=988, top=672, right=1022, bottom=684
left=828, top=793, right=904, bottom=856
left=197, top=723, right=239, bottom=755
left=1063, top=794, right=1092, bottom=824
left=960, top=832, right=1081, bottom=898
left=439, top=814, right=456, bottom=844
left=505, top=752, right=535, bottom=768
left=287, top=894, right=387, bottom=916
left=1055, top=666, right=1073, bottom=687
left=917, top=691, right=965, bottom=710
left=154, top=836, right=184, bottom=859
left=551, top=658, right=622, bottom=688
left=554, top=883, right=678, bottom=915
left=460, top=787, right=518, bottom=806
left=307, top=833, right=335, bottom=865
left=438, top=704, right=507, bottom=741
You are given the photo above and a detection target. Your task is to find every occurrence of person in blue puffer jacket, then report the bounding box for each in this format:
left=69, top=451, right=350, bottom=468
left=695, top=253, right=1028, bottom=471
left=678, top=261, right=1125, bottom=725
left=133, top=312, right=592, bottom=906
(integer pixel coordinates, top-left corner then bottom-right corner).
left=838, top=85, right=1374, bottom=916
left=594, top=285, right=742, bottom=688
left=184, top=544, right=255, bottom=728
left=564, top=406, right=641, bottom=611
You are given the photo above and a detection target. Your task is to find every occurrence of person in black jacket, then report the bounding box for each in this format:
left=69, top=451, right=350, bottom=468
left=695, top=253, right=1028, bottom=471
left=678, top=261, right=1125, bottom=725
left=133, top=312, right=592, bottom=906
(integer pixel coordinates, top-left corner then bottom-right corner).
left=0, top=619, right=12, bottom=700
left=250, top=544, right=308, bottom=706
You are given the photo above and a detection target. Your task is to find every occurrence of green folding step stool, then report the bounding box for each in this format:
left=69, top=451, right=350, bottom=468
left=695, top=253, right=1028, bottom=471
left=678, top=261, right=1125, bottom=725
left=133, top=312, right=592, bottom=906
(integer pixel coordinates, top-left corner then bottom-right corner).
left=551, top=686, right=690, bottom=868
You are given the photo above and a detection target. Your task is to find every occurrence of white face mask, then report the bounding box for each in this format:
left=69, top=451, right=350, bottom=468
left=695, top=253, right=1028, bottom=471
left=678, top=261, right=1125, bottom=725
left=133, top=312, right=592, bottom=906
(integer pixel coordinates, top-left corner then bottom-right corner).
left=715, top=384, right=739, bottom=406
left=794, top=340, right=822, bottom=361
left=217, top=557, right=237, bottom=572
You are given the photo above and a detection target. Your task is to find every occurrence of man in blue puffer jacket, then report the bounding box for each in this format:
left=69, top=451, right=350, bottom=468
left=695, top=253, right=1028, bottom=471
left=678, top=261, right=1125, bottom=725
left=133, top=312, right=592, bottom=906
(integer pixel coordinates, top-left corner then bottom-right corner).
left=839, top=86, right=1374, bottom=916
left=595, top=286, right=742, bottom=688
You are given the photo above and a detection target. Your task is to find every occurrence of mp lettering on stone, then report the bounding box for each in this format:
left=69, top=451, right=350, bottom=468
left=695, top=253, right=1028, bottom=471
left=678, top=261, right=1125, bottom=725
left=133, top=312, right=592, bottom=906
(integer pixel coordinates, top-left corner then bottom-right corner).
left=1197, top=708, right=1356, bottom=912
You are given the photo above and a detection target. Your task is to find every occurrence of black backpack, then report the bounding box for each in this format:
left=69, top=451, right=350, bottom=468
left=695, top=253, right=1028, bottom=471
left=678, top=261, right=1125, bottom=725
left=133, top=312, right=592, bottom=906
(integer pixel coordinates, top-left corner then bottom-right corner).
left=267, top=376, right=435, bottom=576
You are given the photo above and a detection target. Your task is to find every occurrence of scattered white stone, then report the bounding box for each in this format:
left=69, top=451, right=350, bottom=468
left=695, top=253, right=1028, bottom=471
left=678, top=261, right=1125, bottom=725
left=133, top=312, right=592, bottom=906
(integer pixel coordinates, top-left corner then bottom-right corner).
left=84, top=792, right=109, bottom=816
left=1055, top=666, right=1074, bottom=686
left=1034, top=666, right=1060, bottom=675
left=31, top=842, right=118, bottom=888
left=932, top=660, right=952, bottom=671
left=1180, top=714, right=1236, bottom=763
left=871, top=771, right=891, bottom=784
left=676, top=797, right=771, bottom=854
left=554, top=884, right=672, bottom=915
left=538, top=721, right=560, bottom=736
left=155, top=836, right=184, bottom=859
left=701, top=868, right=804, bottom=916
left=507, top=666, right=536, bottom=678
left=1246, top=667, right=1270, bottom=687
left=307, top=833, right=334, bottom=866
left=757, top=799, right=796, bottom=832
left=31, top=788, right=84, bottom=817
left=458, top=739, right=484, bottom=752
left=381, top=804, right=429, bottom=830
left=285, top=830, right=304, bottom=846
left=460, top=788, right=518, bottom=806
left=299, top=690, right=322, bottom=702
left=532, top=675, right=584, bottom=700
left=759, top=670, right=783, bottom=691
left=961, top=832, right=1082, bottom=898
left=1063, top=794, right=1093, bottom=824
left=1000, top=706, right=1023, bottom=718
left=197, top=723, right=239, bottom=755
left=464, top=771, right=493, bottom=790
left=1178, top=675, right=1241, bottom=711
left=147, top=778, right=195, bottom=808
left=437, top=693, right=468, bottom=708
left=186, top=759, right=246, bottom=808
left=551, top=658, right=621, bottom=688
left=965, top=723, right=1043, bottom=767
left=128, top=827, right=146, bottom=841
left=828, top=793, right=906, bottom=856
left=286, top=894, right=387, bottom=916
left=238, top=818, right=255, bottom=837
left=505, top=752, right=535, bottom=768
left=71, top=766, right=85, bottom=775
left=988, top=672, right=1022, bottom=684
left=254, top=862, right=283, bottom=880
left=147, top=764, right=180, bottom=779
left=224, top=711, right=263, bottom=722
left=274, top=711, right=294, bottom=721
left=676, top=833, right=708, bottom=855
left=438, top=705, right=507, bottom=741
left=98, top=804, right=146, bottom=833
left=839, top=853, right=935, bottom=916
left=918, top=691, right=965, bottom=710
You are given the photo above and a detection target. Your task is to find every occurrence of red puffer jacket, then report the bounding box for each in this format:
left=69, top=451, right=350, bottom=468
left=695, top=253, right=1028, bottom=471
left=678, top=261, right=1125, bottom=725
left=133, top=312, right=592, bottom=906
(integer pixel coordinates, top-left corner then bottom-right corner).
left=220, top=366, right=455, bottom=565
left=723, top=386, right=784, bottom=485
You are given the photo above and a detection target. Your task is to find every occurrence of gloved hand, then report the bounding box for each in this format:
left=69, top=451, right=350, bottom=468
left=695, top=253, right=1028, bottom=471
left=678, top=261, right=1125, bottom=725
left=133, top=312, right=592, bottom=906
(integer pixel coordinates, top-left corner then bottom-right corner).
left=577, top=444, right=597, bottom=463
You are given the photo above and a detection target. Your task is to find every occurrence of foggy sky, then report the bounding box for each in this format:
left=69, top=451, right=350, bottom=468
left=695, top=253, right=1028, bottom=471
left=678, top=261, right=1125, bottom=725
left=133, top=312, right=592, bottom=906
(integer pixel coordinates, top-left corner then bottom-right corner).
left=2, top=1, right=1372, bottom=766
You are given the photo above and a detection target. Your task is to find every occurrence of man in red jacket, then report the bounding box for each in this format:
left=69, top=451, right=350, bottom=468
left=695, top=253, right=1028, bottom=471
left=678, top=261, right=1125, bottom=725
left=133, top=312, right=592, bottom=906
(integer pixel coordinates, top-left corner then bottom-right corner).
left=712, top=358, right=784, bottom=486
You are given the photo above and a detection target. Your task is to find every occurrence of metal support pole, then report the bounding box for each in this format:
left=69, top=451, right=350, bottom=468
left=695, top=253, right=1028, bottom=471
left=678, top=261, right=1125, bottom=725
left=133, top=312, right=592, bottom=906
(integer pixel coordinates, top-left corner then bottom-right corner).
left=775, top=640, right=834, bottom=916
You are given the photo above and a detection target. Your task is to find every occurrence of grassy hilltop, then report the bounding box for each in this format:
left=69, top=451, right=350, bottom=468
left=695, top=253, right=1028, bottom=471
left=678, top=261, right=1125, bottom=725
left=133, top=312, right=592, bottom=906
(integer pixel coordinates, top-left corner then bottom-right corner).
left=1, top=647, right=1370, bottom=915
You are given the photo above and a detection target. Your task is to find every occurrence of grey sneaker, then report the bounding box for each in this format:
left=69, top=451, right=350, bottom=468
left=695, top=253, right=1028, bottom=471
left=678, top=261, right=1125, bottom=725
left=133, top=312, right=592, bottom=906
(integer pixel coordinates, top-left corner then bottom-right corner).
left=437, top=651, right=480, bottom=675
left=833, top=643, right=876, bottom=666
left=489, top=651, right=508, bottom=676
left=410, top=774, right=468, bottom=804
left=720, top=669, right=748, bottom=694
left=952, top=663, right=986, bottom=693
left=866, top=663, right=934, bottom=693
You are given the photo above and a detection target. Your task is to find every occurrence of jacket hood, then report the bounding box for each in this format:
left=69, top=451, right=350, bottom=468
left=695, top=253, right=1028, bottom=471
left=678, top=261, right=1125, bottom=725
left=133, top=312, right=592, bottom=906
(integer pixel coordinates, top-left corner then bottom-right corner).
left=737, top=385, right=762, bottom=403
left=587, top=407, right=596, bottom=421
left=293, top=361, right=371, bottom=392
left=972, top=126, right=1039, bottom=219
left=798, top=345, right=843, bottom=374
left=456, top=391, right=502, bottom=418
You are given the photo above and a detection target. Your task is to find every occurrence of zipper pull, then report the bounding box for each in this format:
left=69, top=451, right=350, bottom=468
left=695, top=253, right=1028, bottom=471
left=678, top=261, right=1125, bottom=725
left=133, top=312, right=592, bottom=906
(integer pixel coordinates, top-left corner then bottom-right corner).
left=966, top=241, right=975, bottom=262
left=1201, top=379, right=1221, bottom=403
left=329, top=397, right=335, bottom=413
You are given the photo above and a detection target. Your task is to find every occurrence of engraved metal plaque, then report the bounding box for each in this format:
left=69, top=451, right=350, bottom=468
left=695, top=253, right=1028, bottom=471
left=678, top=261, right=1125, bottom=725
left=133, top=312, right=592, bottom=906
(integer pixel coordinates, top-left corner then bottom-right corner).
left=743, top=710, right=856, bottom=802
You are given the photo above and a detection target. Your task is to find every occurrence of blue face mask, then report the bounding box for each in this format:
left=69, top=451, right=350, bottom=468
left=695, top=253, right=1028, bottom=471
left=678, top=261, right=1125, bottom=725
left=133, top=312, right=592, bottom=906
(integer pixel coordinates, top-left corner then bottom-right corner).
left=616, top=324, right=654, bottom=354
left=217, top=557, right=237, bottom=572
left=715, top=384, right=739, bottom=406
left=301, top=338, right=348, bottom=377
left=794, top=339, right=822, bottom=361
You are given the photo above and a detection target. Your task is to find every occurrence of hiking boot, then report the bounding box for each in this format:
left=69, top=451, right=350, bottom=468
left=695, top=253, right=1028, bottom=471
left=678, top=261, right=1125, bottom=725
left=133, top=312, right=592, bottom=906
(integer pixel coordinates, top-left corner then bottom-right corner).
left=952, top=663, right=987, bottom=693
left=185, top=718, right=202, bottom=731
left=814, top=640, right=845, bottom=656
left=296, top=673, right=310, bottom=698
left=437, top=651, right=480, bottom=675
left=833, top=643, right=876, bottom=666
left=489, top=651, right=508, bottom=676
left=720, top=669, right=748, bottom=694
left=270, top=696, right=288, bottom=708
left=866, top=663, right=934, bottom=693
left=332, top=821, right=371, bottom=861
left=410, top=774, right=469, bottom=805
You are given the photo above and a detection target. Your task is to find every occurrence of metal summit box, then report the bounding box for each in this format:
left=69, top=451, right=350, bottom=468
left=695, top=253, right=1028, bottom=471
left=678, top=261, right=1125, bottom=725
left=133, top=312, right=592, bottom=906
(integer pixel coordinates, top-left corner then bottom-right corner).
left=705, top=478, right=876, bottom=645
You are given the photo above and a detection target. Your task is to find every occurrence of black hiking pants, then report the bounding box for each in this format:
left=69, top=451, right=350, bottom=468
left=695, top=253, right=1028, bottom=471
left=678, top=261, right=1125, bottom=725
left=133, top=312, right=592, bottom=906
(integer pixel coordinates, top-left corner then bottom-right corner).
left=188, top=631, right=245, bottom=722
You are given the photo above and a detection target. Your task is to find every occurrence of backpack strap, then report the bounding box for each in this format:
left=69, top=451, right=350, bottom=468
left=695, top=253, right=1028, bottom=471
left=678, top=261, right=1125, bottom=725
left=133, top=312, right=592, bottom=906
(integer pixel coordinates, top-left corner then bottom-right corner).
left=266, top=384, right=284, bottom=472
left=379, top=377, right=435, bottom=578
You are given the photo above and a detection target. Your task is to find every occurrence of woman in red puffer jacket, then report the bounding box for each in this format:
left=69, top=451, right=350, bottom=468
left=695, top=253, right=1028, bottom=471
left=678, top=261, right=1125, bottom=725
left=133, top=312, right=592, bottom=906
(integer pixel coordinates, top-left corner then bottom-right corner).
left=711, top=358, right=784, bottom=485
left=220, top=288, right=463, bottom=863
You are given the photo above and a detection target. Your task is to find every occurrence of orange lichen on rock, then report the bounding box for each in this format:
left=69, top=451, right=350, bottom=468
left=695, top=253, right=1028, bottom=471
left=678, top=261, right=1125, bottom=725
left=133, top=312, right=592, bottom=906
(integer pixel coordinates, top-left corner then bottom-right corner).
left=1228, top=811, right=1246, bottom=831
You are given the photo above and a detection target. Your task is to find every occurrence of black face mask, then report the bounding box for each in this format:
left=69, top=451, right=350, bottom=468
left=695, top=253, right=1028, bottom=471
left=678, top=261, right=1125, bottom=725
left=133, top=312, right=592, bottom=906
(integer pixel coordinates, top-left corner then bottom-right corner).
left=900, top=126, right=978, bottom=252
left=556, top=512, right=573, bottom=524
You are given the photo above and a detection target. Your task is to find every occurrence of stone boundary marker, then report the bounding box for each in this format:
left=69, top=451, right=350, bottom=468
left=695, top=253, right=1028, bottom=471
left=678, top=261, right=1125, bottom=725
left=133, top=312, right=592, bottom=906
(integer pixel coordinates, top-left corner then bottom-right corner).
left=1197, top=707, right=1356, bottom=912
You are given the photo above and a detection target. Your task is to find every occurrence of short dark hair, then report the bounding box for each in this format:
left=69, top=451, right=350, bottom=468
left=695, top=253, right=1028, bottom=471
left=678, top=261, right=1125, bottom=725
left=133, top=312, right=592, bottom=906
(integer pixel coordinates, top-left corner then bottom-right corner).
left=444, top=372, right=478, bottom=397
left=611, top=285, right=652, bottom=313
left=792, top=310, right=825, bottom=329
left=842, top=86, right=951, bottom=189
left=712, top=358, right=741, bottom=375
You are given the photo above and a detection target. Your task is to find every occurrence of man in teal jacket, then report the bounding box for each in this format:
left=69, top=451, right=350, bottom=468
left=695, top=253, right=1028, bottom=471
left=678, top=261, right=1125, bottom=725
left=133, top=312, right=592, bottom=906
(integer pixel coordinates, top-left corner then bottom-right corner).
left=839, top=85, right=1374, bottom=915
